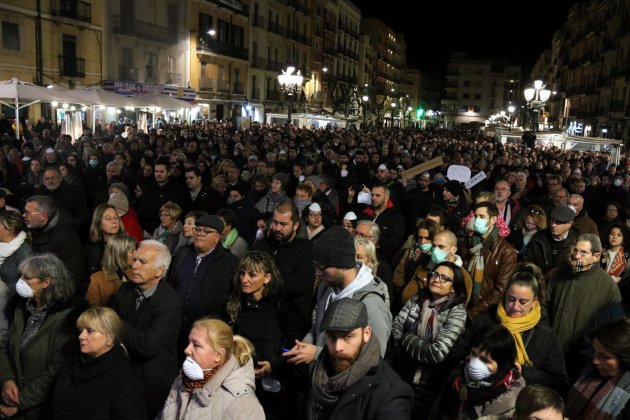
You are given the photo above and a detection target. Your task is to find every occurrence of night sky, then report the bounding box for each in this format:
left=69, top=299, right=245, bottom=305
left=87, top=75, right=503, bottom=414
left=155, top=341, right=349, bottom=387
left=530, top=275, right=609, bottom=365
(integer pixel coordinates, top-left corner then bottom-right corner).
left=352, top=0, right=583, bottom=79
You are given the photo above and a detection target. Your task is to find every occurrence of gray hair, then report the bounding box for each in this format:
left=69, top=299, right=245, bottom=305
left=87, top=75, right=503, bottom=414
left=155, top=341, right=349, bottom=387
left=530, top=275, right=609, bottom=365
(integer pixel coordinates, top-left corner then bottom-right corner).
left=138, top=240, right=172, bottom=273
left=577, top=233, right=602, bottom=254
left=19, top=253, right=75, bottom=306
left=25, top=195, right=58, bottom=219
left=356, top=220, right=380, bottom=244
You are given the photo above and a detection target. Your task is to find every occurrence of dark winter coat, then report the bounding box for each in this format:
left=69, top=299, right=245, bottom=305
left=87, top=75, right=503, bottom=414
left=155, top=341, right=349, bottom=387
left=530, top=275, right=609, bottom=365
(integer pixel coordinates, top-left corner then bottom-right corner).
left=317, top=359, right=413, bottom=420
left=51, top=345, right=147, bottom=420
left=111, top=279, right=182, bottom=419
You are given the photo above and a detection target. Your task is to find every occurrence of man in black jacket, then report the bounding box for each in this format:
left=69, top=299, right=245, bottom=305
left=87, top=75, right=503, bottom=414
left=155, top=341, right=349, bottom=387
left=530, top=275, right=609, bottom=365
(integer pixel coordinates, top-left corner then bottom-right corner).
left=168, top=214, right=239, bottom=355
left=111, top=240, right=182, bottom=419
left=306, top=298, right=412, bottom=419
left=23, top=195, right=86, bottom=290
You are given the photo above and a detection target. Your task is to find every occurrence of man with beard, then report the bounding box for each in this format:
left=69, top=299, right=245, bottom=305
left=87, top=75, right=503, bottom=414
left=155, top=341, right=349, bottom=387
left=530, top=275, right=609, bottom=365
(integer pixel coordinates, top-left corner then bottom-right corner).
left=305, top=298, right=412, bottom=419
left=285, top=226, right=392, bottom=365
left=544, top=234, right=621, bottom=378
left=253, top=202, right=315, bottom=343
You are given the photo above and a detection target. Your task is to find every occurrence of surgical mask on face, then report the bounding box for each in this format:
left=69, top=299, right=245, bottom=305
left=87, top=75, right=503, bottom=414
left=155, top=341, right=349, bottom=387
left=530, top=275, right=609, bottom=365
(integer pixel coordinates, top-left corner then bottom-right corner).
left=340, top=169, right=348, bottom=178
left=474, top=217, right=490, bottom=235
left=466, top=356, right=492, bottom=381
left=88, top=159, right=98, bottom=168
left=15, top=278, right=33, bottom=299
left=431, top=247, right=449, bottom=264
left=420, top=243, right=433, bottom=253
left=226, top=197, right=236, bottom=205
left=182, top=356, right=212, bottom=380
left=614, top=179, right=623, bottom=187
left=255, top=228, right=265, bottom=241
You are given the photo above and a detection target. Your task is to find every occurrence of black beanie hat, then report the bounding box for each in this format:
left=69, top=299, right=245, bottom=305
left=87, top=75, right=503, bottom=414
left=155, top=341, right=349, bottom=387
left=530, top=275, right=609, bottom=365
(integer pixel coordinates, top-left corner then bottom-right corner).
left=444, top=180, right=464, bottom=197
left=311, top=225, right=356, bottom=269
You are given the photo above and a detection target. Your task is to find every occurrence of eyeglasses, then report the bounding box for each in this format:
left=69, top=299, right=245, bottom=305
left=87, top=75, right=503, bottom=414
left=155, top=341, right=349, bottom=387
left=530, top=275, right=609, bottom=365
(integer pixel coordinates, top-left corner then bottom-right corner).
left=308, top=212, right=322, bottom=218
left=23, top=210, right=42, bottom=216
left=528, top=209, right=543, bottom=216
left=428, top=271, right=453, bottom=284
left=193, top=227, right=219, bottom=236
left=570, top=247, right=592, bottom=257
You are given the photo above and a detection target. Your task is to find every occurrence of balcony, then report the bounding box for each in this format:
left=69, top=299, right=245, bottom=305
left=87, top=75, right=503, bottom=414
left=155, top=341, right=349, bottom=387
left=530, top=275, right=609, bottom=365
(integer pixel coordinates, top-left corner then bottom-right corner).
left=145, top=66, right=159, bottom=84
left=51, top=0, right=91, bottom=23
left=251, top=56, right=267, bottom=70
left=233, top=82, right=245, bottom=95
left=197, top=37, right=249, bottom=61
left=267, top=22, right=285, bottom=36
left=199, top=78, right=215, bottom=92
left=166, top=72, right=182, bottom=85
left=217, top=80, right=230, bottom=93
left=266, top=60, right=283, bottom=72
left=112, top=15, right=178, bottom=44
left=119, top=66, right=139, bottom=82
left=58, top=55, right=85, bottom=78
left=251, top=88, right=261, bottom=100
left=286, top=29, right=310, bottom=46
left=267, top=90, right=281, bottom=101
left=252, top=14, right=266, bottom=29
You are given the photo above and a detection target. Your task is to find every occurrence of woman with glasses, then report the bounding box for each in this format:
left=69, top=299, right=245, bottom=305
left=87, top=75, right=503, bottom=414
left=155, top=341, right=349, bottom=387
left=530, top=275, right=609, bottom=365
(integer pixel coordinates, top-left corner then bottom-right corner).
left=508, top=205, right=547, bottom=260
left=391, top=261, right=468, bottom=418
left=450, top=262, right=569, bottom=395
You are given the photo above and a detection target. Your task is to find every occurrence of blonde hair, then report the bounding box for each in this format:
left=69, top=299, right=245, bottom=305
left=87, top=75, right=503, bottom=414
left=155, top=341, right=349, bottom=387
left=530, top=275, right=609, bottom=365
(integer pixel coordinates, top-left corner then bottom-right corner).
left=76, top=306, right=123, bottom=346
left=354, top=237, right=379, bottom=273
left=101, top=233, right=136, bottom=274
left=192, top=318, right=255, bottom=367
left=159, top=201, right=182, bottom=220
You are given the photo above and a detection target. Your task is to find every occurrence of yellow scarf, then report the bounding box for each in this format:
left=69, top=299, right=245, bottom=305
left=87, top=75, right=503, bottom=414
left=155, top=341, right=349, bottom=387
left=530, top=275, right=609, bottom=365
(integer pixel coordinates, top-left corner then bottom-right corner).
left=496, top=300, right=541, bottom=367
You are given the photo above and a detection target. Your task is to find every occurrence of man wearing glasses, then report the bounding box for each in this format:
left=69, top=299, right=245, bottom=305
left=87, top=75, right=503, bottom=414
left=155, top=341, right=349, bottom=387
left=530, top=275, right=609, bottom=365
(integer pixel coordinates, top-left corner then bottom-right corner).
left=168, top=214, right=239, bottom=355
left=544, top=234, right=621, bottom=374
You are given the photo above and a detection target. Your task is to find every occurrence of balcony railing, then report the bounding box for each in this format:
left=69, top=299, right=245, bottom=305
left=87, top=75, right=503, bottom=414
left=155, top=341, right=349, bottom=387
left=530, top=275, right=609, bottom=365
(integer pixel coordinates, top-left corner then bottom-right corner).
left=233, top=82, right=244, bottom=94
left=58, top=55, right=85, bottom=78
left=197, top=37, right=249, bottom=61
left=166, top=72, right=182, bottom=85
left=51, top=0, right=91, bottom=23
left=119, top=66, right=138, bottom=82
left=267, top=22, right=285, bottom=36
left=251, top=56, right=267, bottom=70
left=252, top=14, right=266, bottom=29
left=251, top=88, right=261, bottom=100
left=266, top=60, right=283, bottom=72
left=267, top=90, right=281, bottom=101
left=199, top=78, right=215, bottom=92
left=286, top=29, right=311, bottom=46
left=217, top=80, right=230, bottom=93
left=112, top=15, right=178, bottom=43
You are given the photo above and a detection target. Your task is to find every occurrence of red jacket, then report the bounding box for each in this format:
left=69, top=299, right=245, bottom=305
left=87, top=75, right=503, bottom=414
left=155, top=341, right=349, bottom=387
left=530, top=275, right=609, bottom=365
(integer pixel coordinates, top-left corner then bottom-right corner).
left=121, top=208, right=144, bottom=242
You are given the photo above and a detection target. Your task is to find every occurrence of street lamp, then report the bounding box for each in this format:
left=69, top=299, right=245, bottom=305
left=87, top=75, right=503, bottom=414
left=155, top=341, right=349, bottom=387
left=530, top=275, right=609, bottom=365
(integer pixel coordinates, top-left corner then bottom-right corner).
left=523, top=80, right=551, bottom=132
left=278, top=66, right=303, bottom=125
left=361, top=94, right=369, bottom=127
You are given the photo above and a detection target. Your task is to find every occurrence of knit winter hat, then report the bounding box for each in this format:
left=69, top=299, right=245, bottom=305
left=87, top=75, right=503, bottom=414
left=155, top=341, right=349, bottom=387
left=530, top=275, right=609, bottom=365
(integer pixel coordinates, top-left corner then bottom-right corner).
left=311, top=225, right=356, bottom=269
left=444, top=180, right=464, bottom=197
left=108, top=192, right=129, bottom=213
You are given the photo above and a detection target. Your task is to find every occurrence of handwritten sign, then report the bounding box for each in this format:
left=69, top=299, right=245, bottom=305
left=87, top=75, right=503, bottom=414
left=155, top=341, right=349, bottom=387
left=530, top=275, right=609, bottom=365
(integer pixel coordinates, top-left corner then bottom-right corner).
left=447, top=165, right=472, bottom=183
left=465, top=171, right=487, bottom=189
left=400, top=157, right=443, bottom=180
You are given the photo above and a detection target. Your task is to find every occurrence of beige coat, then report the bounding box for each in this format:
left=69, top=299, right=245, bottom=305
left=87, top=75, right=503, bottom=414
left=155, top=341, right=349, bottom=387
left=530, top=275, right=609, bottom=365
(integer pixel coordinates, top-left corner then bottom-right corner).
left=157, top=355, right=265, bottom=420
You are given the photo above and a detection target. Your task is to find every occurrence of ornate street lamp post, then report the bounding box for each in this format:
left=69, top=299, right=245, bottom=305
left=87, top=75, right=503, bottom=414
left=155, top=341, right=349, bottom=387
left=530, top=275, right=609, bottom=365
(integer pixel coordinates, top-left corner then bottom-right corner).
left=523, top=80, right=551, bottom=132
left=507, top=105, right=515, bottom=131
left=278, top=66, right=303, bottom=125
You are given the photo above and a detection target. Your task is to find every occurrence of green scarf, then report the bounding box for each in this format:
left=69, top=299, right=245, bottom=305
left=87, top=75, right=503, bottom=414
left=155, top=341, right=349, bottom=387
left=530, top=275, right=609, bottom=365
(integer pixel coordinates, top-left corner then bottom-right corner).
left=222, top=228, right=239, bottom=249
left=468, top=225, right=499, bottom=304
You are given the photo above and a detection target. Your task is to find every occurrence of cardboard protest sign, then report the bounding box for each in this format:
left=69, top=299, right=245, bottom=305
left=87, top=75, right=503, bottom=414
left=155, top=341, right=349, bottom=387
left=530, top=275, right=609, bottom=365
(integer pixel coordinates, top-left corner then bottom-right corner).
left=400, top=157, right=444, bottom=180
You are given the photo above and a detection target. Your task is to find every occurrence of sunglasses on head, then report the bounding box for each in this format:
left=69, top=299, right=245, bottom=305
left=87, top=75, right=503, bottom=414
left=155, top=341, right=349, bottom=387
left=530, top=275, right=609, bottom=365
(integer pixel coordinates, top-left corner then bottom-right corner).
left=528, top=209, right=543, bottom=216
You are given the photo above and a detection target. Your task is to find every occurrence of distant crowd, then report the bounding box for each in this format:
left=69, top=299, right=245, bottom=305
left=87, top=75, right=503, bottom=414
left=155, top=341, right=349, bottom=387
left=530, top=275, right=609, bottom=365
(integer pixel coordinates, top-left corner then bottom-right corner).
left=0, top=116, right=627, bottom=419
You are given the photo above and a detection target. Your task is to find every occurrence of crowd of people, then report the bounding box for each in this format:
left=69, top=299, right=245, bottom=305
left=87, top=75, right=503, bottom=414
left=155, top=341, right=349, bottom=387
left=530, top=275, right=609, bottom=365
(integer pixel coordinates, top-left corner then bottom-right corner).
left=0, top=117, right=628, bottom=418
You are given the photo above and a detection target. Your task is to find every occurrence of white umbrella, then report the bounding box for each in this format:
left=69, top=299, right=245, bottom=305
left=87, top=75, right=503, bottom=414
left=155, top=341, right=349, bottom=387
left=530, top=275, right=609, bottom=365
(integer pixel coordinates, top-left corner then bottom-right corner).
left=0, top=78, right=71, bottom=138
left=133, top=93, right=195, bottom=109
left=59, top=87, right=139, bottom=129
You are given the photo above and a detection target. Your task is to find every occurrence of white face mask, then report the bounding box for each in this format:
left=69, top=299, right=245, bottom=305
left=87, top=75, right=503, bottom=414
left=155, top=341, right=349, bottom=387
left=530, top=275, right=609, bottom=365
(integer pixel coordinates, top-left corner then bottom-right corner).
left=614, top=179, right=623, bottom=187
left=15, top=278, right=34, bottom=299
left=340, top=169, right=348, bottom=178
left=466, top=356, right=492, bottom=381
left=182, top=356, right=212, bottom=380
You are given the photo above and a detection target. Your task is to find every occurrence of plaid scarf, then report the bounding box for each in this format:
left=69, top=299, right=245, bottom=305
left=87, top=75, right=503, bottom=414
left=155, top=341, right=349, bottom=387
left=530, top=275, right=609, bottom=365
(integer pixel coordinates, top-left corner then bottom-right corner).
left=467, top=226, right=498, bottom=304
left=181, top=357, right=227, bottom=393
left=566, top=366, right=630, bottom=419
left=307, top=335, right=381, bottom=420
left=418, top=293, right=454, bottom=343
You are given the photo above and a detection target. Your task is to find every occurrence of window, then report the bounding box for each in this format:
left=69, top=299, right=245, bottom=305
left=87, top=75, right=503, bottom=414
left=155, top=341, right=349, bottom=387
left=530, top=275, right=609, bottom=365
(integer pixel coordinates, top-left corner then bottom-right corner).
left=199, top=13, right=212, bottom=34
left=475, top=93, right=481, bottom=100
left=460, top=105, right=469, bottom=112
left=462, top=93, right=469, bottom=99
left=217, top=19, right=229, bottom=44
left=463, top=80, right=470, bottom=87
left=2, top=22, right=19, bottom=51
left=473, top=105, right=480, bottom=113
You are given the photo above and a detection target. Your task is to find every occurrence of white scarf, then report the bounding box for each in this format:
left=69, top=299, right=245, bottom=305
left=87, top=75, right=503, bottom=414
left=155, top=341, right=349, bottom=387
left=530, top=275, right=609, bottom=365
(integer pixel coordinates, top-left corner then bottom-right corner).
left=0, top=231, right=26, bottom=267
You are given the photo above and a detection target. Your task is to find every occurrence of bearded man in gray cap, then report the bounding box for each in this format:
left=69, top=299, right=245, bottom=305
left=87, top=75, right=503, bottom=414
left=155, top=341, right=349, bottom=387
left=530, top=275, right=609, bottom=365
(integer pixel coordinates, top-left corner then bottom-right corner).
left=305, top=298, right=412, bottom=420
left=284, top=225, right=392, bottom=365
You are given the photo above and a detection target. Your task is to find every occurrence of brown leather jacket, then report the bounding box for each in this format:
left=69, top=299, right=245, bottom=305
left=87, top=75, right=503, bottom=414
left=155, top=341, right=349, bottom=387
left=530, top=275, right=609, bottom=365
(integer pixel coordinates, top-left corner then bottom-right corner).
left=465, top=236, right=517, bottom=317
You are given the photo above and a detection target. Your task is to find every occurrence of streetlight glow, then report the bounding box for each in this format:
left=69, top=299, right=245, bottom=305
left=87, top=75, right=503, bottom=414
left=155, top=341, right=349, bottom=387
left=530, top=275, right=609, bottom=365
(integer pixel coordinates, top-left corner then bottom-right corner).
left=278, top=66, right=304, bottom=125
